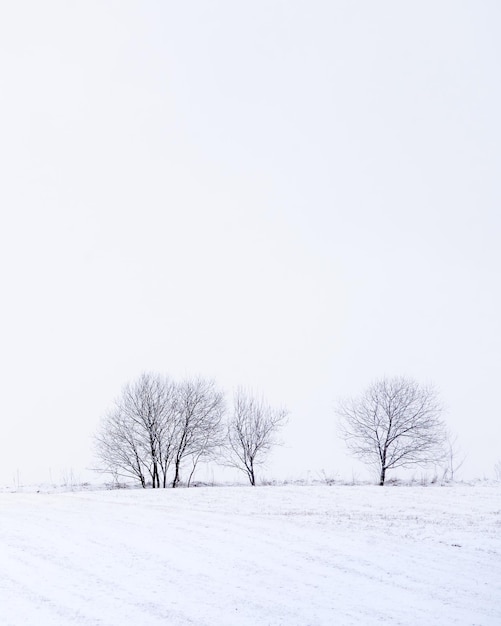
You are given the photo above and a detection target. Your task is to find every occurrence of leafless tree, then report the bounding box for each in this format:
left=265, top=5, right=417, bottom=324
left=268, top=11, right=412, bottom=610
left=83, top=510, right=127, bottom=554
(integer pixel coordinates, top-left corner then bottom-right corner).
left=337, top=377, right=446, bottom=486
left=225, top=389, right=288, bottom=486
left=95, top=373, right=177, bottom=488
left=494, top=460, right=501, bottom=481
left=95, top=373, right=226, bottom=488
left=95, top=404, right=148, bottom=488
left=171, top=377, right=225, bottom=488
left=442, top=430, right=466, bottom=481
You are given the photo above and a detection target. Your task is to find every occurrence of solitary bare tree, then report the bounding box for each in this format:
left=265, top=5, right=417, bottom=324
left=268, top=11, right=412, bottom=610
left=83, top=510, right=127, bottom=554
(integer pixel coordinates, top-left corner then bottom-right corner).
left=225, top=389, right=288, bottom=486
left=337, top=377, right=446, bottom=485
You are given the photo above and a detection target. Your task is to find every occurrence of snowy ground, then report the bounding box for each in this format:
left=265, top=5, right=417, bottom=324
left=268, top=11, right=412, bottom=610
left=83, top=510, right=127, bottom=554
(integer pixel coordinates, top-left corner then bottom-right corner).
left=0, top=483, right=500, bottom=625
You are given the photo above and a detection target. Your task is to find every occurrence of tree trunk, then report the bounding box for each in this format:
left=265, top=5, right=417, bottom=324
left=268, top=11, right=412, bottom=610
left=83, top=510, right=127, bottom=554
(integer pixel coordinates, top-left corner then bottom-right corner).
left=248, top=462, right=255, bottom=486
left=172, top=460, right=181, bottom=488
left=187, top=463, right=196, bottom=488
left=379, top=466, right=386, bottom=486
left=152, top=463, right=160, bottom=488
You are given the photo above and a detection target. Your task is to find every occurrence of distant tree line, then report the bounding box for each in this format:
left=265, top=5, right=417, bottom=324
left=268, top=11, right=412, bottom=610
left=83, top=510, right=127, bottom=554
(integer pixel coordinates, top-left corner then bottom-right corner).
left=95, top=373, right=288, bottom=488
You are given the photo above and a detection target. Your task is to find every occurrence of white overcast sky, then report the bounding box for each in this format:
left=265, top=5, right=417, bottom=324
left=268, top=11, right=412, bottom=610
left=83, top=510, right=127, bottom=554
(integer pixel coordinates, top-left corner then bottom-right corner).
left=1, top=1, right=500, bottom=484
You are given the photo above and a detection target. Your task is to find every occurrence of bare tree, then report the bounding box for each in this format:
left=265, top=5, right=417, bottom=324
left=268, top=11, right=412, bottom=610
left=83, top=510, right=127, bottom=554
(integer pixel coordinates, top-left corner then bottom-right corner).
left=442, top=430, right=466, bottom=481
left=225, top=389, right=288, bottom=486
left=171, top=377, right=225, bottom=488
left=337, top=377, right=446, bottom=486
left=95, top=405, right=148, bottom=487
left=95, top=373, right=177, bottom=488
left=494, top=460, right=501, bottom=481
left=95, top=373, right=226, bottom=488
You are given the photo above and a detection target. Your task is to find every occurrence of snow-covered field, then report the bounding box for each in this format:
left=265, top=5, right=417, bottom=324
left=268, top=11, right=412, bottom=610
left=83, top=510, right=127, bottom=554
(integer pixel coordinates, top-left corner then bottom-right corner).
left=1, top=483, right=500, bottom=625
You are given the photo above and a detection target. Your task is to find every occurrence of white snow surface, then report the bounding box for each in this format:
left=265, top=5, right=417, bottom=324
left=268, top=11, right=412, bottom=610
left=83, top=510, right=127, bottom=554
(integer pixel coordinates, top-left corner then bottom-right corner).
left=1, top=483, right=500, bottom=625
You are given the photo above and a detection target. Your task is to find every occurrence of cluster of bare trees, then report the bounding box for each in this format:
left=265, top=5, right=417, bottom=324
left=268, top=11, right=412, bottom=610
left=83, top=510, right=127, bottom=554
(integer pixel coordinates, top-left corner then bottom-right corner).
left=95, top=373, right=288, bottom=488
left=97, top=372, right=458, bottom=488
